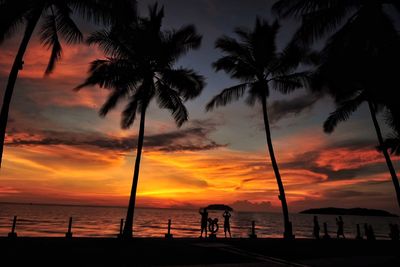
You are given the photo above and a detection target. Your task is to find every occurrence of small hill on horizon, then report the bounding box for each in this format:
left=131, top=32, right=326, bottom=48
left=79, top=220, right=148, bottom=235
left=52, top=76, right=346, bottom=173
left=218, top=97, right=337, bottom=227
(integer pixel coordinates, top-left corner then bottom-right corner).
left=300, top=207, right=398, bottom=217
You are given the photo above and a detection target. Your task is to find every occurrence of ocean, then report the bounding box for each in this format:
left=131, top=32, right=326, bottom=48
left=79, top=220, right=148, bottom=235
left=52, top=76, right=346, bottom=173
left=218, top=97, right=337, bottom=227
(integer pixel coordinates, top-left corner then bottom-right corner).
left=1, top=203, right=399, bottom=239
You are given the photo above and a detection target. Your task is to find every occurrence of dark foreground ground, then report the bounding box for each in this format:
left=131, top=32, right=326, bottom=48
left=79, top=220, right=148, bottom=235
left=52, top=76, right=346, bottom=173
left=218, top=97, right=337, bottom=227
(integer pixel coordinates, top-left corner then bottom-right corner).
left=1, top=237, right=399, bottom=267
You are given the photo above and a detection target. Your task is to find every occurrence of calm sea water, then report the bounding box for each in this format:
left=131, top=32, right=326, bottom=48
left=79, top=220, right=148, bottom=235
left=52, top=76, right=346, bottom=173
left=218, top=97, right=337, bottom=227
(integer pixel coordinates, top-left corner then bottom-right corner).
left=0, top=203, right=399, bottom=239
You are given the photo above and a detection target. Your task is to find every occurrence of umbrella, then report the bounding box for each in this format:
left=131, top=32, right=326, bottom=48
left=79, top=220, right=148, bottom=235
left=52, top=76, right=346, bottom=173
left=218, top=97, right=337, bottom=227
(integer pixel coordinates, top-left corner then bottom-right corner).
left=204, top=204, right=233, bottom=212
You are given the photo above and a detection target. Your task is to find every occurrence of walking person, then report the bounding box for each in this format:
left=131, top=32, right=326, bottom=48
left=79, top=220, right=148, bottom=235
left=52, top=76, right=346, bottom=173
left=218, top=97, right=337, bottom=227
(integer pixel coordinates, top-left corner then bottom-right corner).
left=223, top=210, right=232, bottom=238
left=336, top=216, right=346, bottom=239
left=313, top=216, right=320, bottom=239
left=199, top=208, right=208, bottom=238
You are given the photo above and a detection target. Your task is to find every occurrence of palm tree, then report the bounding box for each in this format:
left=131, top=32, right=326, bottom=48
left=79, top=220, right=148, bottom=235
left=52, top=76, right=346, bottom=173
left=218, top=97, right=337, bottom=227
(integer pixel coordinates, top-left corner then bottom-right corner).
left=206, top=18, right=311, bottom=239
left=76, top=3, right=205, bottom=238
left=273, top=0, right=400, bottom=208
left=0, top=0, right=137, bottom=168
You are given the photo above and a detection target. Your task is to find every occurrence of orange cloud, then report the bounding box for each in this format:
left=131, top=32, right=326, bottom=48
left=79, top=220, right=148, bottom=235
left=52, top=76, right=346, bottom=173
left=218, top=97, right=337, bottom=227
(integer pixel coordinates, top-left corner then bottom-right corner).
left=315, top=148, right=386, bottom=171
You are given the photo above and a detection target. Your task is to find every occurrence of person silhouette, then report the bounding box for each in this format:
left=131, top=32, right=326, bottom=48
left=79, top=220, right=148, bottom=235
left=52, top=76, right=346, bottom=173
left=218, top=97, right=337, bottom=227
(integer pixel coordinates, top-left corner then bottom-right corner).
left=389, top=223, right=399, bottom=241
left=356, top=224, right=363, bottom=240
left=323, top=222, right=330, bottom=239
left=313, top=216, right=320, bottom=239
left=364, top=223, right=370, bottom=239
left=199, top=208, right=208, bottom=238
left=368, top=225, right=376, bottom=240
left=223, top=210, right=232, bottom=238
left=336, top=216, right=345, bottom=239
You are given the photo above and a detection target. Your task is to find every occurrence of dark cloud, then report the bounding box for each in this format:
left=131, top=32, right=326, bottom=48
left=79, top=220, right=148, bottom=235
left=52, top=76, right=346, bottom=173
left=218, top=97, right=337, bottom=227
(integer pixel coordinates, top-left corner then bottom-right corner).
left=269, top=93, right=321, bottom=124
left=5, top=119, right=226, bottom=153
left=325, top=138, right=378, bottom=150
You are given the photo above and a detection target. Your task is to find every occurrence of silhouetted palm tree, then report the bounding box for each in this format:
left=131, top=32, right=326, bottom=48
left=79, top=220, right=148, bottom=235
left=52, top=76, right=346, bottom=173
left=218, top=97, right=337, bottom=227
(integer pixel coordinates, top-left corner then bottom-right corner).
left=0, top=0, right=137, bottom=168
left=273, top=0, right=400, bottom=208
left=206, top=18, right=311, bottom=239
left=76, top=4, right=205, bottom=238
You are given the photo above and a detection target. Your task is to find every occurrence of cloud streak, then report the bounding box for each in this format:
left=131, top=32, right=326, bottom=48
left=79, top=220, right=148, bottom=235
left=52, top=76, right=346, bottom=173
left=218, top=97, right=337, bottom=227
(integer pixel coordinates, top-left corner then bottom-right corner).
left=269, top=93, right=321, bottom=124
left=5, top=119, right=226, bottom=153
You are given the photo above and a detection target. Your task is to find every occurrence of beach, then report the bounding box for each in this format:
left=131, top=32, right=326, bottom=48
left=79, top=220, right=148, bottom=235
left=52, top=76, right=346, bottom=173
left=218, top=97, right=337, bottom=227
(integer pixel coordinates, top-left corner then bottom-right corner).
left=1, top=237, right=399, bottom=266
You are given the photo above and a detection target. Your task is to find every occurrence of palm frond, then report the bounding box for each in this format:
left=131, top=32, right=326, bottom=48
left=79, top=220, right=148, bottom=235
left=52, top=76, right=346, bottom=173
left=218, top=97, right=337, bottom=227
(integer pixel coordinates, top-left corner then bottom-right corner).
left=273, top=0, right=360, bottom=44
left=75, top=58, right=138, bottom=90
left=156, top=81, right=188, bottom=127
left=271, top=72, right=310, bottom=94
left=162, top=68, right=205, bottom=100
left=0, top=0, right=30, bottom=43
left=121, top=96, right=139, bottom=129
left=40, top=14, right=62, bottom=75
left=87, top=29, right=132, bottom=58
left=272, top=0, right=357, bottom=18
left=215, top=36, right=253, bottom=64
left=206, top=83, right=248, bottom=111
left=99, top=88, right=127, bottom=117
left=381, top=133, right=400, bottom=155
left=53, top=4, right=83, bottom=44
left=323, top=92, right=366, bottom=133
left=272, top=42, right=315, bottom=75
left=212, top=56, right=255, bottom=82
left=69, top=0, right=137, bottom=26
left=163, top=25, right=202, bottom=62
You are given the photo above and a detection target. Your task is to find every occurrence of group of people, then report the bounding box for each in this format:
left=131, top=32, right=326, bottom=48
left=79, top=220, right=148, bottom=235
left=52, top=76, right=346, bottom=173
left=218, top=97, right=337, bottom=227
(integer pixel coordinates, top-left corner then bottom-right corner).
left=199, top=208, right=232, bottom=238
left=313, top=216, right=400, bottom=240
left=313, top=216, right=346, bottom=239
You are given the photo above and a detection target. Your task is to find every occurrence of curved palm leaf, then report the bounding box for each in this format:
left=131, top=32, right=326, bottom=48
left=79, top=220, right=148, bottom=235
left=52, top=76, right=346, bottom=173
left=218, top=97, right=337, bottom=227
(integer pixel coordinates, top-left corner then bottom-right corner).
left=206, top=83, right=248, bottom=111
left=40, top=14, right=63, bottom=75
left=162, top=68, right=205, bottom=100
left=323, top=92, right=366, bottom=133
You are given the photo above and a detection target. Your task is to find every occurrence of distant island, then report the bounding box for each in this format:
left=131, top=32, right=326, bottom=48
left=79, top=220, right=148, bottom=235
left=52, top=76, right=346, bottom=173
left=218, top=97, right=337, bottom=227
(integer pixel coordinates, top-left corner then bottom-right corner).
left=300, top=207, right=398, bottom=217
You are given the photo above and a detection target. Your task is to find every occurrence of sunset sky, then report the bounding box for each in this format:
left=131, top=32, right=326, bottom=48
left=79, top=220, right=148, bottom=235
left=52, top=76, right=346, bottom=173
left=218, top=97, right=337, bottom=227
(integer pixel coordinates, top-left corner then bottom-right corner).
left=1, top=0, right=399, bottom=213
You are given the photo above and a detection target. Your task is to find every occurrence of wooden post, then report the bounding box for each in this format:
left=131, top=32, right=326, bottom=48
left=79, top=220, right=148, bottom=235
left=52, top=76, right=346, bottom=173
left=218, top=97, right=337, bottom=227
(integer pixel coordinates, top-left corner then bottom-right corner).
left=165, top=219, right=173, bottom=239
left=118, top=218, right=124, bottom=238
left=249, top=220, right=257, bottom=238
left=65, top=217, right=73, bottom=238
left=8, top=216, right=17, bottom=238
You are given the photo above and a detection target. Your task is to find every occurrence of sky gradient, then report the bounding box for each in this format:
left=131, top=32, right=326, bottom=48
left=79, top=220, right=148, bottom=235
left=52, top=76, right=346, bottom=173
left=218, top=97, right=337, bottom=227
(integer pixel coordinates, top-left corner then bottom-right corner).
left=1, top=0, right=399, bottom=213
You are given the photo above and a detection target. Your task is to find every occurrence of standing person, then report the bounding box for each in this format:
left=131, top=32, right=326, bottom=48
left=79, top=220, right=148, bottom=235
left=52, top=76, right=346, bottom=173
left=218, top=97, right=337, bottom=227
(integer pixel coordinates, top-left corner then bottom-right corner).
left=336, top=216, right=346, bottom=239
left=313, top=216, right=320, bottom=239
left=199, top=208, right=208, bottom=238
left=223, top=210, right=232, bottom=238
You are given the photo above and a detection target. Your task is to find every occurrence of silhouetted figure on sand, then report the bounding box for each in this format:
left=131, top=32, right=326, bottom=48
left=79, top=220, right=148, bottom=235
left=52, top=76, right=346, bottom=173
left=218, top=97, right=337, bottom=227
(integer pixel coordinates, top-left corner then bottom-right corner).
left=199, top=208, right=208, bottom=238
left=336, top=216, right=345, bottom=239
left=223, top=210, right=232, bottom=238
left=356, top=224, right=363, bottom=240
left=365, top=223, right=376, bottom=240
left=389, top=224, right=399, bottom=241
left=313, top=216, right=320, bottom=239
left=323, top=222, right=330, bottom=239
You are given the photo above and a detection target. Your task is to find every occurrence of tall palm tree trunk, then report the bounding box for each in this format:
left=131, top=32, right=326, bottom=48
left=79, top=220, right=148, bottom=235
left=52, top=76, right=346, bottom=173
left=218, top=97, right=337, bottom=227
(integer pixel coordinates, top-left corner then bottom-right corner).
left=0, top=11, right=41, bottom=168
left=122, top=107, right=147, bottom=238
left=261, top=94, right=294, bottom=239
left=368, top=100, right=400, bottom=208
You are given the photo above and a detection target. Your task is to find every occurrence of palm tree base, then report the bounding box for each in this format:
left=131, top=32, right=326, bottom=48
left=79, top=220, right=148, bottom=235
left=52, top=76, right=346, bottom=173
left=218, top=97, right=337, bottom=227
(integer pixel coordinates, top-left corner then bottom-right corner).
left=121, top=230, right=133, bottom=240
left=283, top=221, right=295, bottom=240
